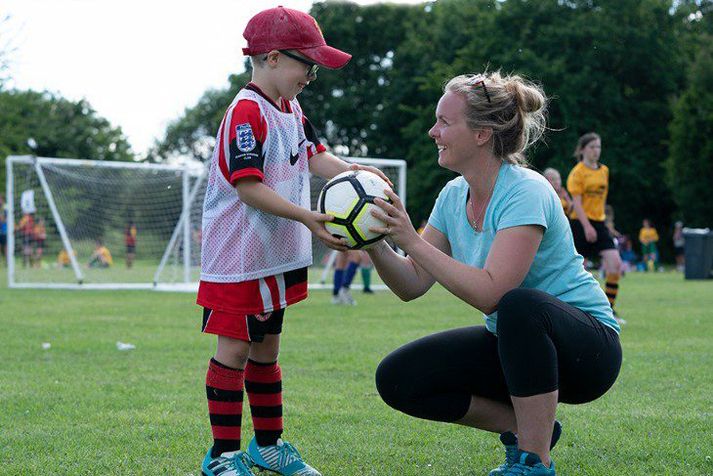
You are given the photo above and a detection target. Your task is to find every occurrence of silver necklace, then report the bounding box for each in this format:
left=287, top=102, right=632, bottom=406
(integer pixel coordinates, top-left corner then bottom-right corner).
left=468, top=171, right=497, bottom=233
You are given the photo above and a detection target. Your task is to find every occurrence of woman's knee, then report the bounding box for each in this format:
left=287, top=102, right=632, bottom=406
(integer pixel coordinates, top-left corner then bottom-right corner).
left=496, top=288, right=543, bottom=333
left=375, top=351, right=416, bottom=409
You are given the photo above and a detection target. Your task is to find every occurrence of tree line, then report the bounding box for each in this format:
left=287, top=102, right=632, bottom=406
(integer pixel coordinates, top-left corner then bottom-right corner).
left=2, top=0, right=712, bottom=261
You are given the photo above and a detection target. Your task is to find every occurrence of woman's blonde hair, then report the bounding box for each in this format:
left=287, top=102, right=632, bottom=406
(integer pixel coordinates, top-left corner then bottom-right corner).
left=444, top=71, right=547, bottom=165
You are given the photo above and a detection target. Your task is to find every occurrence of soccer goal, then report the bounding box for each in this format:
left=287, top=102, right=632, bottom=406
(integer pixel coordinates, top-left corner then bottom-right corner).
left=6, top=155, right=406, bottom=291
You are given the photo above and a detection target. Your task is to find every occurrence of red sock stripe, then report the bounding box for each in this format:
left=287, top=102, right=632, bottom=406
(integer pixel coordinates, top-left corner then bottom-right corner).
left=251, top=416, right=284, bottom=431
left=244, top=362, right=281, bottom=383
left=207, top=360, right=244, bottom=390
left=208, top=400, right=244, bottom=415
left=246, top=392, right=282, bottom=406
left=211, top=425, right=243, bottom=439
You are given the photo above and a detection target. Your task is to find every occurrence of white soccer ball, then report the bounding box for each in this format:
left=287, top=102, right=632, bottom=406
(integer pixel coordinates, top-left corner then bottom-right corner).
left=317, top=170, right=392, bottom=249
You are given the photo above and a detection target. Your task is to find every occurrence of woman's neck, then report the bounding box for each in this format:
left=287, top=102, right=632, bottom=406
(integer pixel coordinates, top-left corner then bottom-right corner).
left=464, top=157, right=501, bottom=202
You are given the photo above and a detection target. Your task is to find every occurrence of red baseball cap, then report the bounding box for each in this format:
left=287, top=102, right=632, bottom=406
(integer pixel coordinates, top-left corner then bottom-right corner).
left=242, top=6, right=352, bottom=69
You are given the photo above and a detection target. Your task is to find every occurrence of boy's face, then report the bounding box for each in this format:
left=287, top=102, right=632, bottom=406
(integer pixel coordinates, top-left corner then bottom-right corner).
left=268, top=50, right=318, bottom=100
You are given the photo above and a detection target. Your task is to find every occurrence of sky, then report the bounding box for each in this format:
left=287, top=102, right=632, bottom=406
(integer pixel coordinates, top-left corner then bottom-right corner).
left=3, top=0, right=425, bottom=157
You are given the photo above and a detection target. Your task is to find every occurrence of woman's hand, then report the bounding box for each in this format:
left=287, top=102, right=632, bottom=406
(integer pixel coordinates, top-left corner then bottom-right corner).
left=369, top=189, right=420, bottom=251
left=348, top=163, right=394, bottom=188
left=301, top=210, right=349, bottom=251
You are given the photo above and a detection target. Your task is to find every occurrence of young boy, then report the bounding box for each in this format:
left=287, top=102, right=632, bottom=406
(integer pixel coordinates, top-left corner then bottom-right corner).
left=197, top=7, right=390, bottom=476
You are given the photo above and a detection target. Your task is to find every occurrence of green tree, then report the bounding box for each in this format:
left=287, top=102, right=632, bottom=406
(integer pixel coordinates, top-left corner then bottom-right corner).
left=149, top=71, right=251, bottom=162
left=0, top=89, right=134, bottom=206
left=666, top=38, right=713, bottom=225
left=397, top=0, right=685, bottom=248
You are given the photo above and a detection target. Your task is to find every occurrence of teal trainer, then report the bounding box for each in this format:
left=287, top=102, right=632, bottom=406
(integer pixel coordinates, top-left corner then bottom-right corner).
left=201, top=449, right=255, bottom=476
left=488, top=420, right=562, bottom=476
left=247, top=437, right=321, bottom=476
left=503, top=451, right=556, bottom=475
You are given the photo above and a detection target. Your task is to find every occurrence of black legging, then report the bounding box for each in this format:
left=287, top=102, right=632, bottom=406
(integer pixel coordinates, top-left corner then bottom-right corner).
left=375, top=288, right=622, bottom=423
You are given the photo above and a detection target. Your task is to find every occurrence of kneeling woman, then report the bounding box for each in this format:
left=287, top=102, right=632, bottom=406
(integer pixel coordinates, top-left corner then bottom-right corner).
left=367, top=72, right=621, bottom=476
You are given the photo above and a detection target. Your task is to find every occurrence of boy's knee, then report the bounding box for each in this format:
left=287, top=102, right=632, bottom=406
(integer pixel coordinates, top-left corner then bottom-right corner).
left=249, top=335, right=280, bottom=363
left=216, top=336, right=251, bottom=368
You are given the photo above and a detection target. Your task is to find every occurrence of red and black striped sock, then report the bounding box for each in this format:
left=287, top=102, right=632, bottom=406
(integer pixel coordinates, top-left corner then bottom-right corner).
left=245, top=359, right=283, bottom=447
left=206, top=358, right=244, bottom=458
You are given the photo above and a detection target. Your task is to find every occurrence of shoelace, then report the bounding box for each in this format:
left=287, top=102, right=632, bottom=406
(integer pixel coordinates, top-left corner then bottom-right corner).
left=230, top=453, right=253, bottom=471
left=278, top=441, right=303, bottom=462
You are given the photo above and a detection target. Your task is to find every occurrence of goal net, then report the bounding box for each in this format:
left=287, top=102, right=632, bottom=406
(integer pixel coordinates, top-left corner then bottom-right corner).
left=6, top=155, right=406, bottom=291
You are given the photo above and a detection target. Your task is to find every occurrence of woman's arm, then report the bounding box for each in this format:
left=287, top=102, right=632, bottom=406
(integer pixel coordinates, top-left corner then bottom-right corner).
left=366, top=224, right=449, bottom=301
left=370, top=190, right=544, bottom=314
left=404, top=225, right=543, bottom=314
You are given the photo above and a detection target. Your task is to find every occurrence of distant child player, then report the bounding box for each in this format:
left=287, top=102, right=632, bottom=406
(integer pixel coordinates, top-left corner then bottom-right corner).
left=197, top=7, right=390, bottom=476
left=638, top=218, right=659, bottom=271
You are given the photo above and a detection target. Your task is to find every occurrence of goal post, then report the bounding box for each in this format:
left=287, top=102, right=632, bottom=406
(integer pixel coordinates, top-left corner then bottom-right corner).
left=5, top=155, right=406, bottom=292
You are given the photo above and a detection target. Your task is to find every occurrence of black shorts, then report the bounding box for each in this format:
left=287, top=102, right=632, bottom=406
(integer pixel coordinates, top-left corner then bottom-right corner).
left=202, top=307, right=284, bottom=343
left=674, top=245, right=684, bottom=257
left=570, top=219, right=616, bottom=259
left=0, top=235, right=6, bottom=247
left=126, top=245, right=136, bottom=254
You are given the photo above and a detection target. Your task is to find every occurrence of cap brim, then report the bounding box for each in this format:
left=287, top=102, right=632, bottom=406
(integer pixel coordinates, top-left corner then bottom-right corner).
left=298, top=45, right=352, bottom=69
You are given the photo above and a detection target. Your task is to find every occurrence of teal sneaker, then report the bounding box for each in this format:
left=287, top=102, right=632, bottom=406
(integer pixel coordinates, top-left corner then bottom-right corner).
left=247, top=437, right=321, bottom=476
left=488, top=421, right=562, bottom=476
left=503, top=451, right=556, bottom=475
left=201, top=448, right=255, bottom=476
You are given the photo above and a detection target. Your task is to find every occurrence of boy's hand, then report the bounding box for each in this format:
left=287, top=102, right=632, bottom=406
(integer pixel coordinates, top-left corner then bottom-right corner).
left=348, top=163, right=394, bottom=188
left=302, top=210, right=350, bottom=251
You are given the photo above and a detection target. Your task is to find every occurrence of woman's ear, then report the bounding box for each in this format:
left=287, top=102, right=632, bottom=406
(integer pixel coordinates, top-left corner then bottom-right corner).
left=474, top=127, right=493, bottom=146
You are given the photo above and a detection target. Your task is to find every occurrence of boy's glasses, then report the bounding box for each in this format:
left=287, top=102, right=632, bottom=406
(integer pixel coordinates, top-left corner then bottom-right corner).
left=280, top=50, right=319, bottom=78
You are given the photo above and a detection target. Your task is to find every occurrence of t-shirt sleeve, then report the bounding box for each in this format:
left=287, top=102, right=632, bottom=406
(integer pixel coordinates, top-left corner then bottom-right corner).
left=566, top=166, right=584, bottom=196
left=226, top=100, right=267, bottom=185
left=302, top=115, right=326, bottom=159
left=496, top=180, right=550, bottom=232
left=428, top=186, right=450, bottom=236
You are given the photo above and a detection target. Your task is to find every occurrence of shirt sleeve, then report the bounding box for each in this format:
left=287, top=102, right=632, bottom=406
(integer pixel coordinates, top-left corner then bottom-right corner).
left=428, top=186, right=450, bottom=236
left=566, top=166, right=584, bottom=196
left=496, top=180, right=550, bottom=232
left=302, top=115, right=326, bottom=159
left=226, top=100, right=267, bottom=185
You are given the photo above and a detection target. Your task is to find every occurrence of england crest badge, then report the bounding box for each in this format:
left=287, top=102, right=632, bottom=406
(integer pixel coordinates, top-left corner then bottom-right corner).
left=236, top=123, right=256, bottom=153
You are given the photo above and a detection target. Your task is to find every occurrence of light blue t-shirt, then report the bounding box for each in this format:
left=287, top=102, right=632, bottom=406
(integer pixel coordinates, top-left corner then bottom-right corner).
left=428, top=163, right=620, bottom=335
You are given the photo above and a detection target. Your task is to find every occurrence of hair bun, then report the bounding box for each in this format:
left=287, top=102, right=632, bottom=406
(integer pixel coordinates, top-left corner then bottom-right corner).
left=506, top=80, right=546, bottom=114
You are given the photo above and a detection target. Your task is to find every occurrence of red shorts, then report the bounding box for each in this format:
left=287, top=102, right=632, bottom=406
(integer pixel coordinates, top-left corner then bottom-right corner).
left=201, top=308, right=284, bottom=342
left=197, top=267, right=307, bottom=341
left=197, top=267, right=308, bottom=314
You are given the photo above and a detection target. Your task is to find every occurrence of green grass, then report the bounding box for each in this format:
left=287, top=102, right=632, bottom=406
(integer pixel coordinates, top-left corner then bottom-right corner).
left=0, top=271, right=712, bottom=475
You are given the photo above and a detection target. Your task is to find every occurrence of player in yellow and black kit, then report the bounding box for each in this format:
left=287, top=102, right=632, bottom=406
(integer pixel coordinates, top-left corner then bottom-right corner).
left=567, top=132, right=625, bottom=324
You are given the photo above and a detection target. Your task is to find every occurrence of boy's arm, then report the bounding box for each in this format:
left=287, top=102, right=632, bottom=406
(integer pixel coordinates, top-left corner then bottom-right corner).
left=309, top=151, right=393, bottom=187
left=235, top=177, right=348, bottom=251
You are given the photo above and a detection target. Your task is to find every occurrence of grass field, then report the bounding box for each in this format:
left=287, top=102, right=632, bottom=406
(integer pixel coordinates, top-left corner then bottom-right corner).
left=1, top=270, right=712, bottom=475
